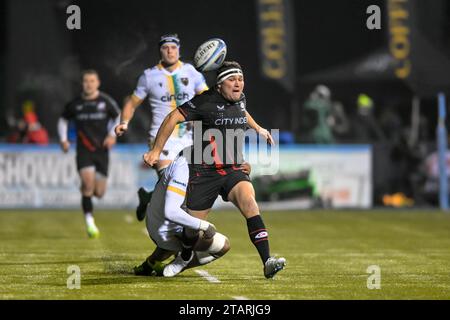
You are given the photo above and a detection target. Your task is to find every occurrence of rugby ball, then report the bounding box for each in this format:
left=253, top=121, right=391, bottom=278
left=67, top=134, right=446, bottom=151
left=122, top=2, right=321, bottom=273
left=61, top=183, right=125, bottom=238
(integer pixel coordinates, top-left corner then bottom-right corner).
left=193, top=38, right=227, bottom=72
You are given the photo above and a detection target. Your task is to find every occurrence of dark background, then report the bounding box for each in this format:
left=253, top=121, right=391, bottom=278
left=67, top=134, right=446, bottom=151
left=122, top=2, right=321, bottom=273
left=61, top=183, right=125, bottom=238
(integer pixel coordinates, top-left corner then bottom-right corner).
left=1, top=0, right=391, bottom=139
left=2, top=0, right=450, bottom=206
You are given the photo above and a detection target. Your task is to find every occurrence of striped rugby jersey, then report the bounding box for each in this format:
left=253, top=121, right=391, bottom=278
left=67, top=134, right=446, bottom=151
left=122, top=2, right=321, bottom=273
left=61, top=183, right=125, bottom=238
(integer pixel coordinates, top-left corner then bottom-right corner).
left=133, top=61, right=208, bottom=138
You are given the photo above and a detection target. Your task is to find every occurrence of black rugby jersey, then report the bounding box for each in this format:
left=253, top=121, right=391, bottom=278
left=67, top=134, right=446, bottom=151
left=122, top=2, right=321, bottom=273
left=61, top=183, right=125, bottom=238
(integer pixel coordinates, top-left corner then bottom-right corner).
left=177, top=89, right=248, bottom=169
left=62, top=92, right=120, bottom=152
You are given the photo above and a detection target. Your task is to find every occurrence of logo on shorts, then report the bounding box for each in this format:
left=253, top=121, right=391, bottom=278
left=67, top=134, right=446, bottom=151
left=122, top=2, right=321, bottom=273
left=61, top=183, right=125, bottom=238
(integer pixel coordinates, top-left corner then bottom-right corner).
left=181, top=78, right=189, bottom=86
left=255, top=231, right=268, bottom=239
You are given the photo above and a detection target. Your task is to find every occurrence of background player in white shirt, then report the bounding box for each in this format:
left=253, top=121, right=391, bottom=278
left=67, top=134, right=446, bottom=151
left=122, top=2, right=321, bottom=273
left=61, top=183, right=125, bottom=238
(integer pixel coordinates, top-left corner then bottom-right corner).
left=115, top=34, right=208, bottom=220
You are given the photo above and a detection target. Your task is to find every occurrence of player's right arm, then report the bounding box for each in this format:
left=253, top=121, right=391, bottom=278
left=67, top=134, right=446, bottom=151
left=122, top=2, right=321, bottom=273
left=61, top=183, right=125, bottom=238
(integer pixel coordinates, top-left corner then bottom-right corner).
left=115, top=72, right=148, bottom=136
left=114, top=94, right=143, bottom=136
left=58, top=102, right=74, bottom=153
left=143, top=96, right=203, bottom=167
left=57, top=118, right=70, bottom=153
left=143, top=108, right=185, bottom=166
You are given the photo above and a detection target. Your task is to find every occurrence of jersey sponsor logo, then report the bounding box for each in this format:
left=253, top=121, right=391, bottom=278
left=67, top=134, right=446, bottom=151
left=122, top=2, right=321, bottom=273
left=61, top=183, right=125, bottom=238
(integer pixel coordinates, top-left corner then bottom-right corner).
left=76, top=112, right=107, bottom=120
left=214, top=117, right=248, bottom=126
left=180, top=77, right=189, bottom=86
left=172, top=179, right=187, bottom=187
left=161, top=92, right=190, bottom=102
left=255, top=231, right=268, bottom=239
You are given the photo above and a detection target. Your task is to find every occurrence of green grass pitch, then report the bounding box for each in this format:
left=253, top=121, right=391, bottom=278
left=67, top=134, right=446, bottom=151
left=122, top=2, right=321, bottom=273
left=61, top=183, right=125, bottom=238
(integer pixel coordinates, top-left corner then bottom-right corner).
left=1, top=210, right=450, bottom=299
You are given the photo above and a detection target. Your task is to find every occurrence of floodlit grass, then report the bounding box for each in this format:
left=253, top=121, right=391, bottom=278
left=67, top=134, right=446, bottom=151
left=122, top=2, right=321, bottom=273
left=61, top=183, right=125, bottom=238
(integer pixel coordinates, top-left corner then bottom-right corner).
left=1, top=210, right=450, bottom=299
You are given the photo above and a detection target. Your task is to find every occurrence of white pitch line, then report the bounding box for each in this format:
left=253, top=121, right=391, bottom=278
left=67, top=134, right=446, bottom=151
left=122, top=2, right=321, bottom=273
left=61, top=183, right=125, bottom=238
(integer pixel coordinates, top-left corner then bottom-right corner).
left=232, top=296, right=250, bottom=300
left=195, top=270, right=221, bottom=283
left=142, top=227, right=149, bottom=236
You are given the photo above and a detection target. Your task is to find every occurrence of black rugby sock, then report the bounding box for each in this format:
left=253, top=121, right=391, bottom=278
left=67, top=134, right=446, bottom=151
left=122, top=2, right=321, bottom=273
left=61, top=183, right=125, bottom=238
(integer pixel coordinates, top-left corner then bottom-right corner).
left=247, top=215, right=270, bottom=264
left=82, top=196, right=93, bottom=215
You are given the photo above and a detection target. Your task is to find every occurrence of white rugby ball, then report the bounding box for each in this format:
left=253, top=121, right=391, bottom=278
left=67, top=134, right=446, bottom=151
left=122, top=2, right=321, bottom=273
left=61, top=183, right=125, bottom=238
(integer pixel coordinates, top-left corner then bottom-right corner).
left=193, top=38, right=227, bottom=72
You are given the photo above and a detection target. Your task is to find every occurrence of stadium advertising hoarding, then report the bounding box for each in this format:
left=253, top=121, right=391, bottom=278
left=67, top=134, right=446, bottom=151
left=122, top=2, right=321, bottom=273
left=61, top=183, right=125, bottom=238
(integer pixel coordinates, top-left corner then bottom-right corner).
left=0, top=144, right=371, bottom=209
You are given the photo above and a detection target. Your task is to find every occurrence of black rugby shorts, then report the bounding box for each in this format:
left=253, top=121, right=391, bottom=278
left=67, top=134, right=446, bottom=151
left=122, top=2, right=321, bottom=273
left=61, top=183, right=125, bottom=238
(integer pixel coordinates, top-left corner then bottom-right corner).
left=76, top=149, right=109, bottom=177
left=186, top=165, right=251, bottom=211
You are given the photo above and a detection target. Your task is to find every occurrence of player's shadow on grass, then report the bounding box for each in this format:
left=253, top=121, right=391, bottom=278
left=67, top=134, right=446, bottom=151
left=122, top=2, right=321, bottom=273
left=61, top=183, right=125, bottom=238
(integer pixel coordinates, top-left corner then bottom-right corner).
left=80, top=274, right=216, bottom=286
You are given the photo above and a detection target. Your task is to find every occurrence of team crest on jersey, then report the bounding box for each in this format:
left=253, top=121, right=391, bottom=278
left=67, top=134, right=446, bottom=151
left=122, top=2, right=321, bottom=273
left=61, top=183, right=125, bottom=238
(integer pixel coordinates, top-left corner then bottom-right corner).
left=159, top=82, right=163, bottom=87
left=180, top=77, right=189, bottom=86
left=97, top=102, right=106, bottom=111
left=76, top=104, right=83, bottom=111
left=240, top=102, right=245, bottom=111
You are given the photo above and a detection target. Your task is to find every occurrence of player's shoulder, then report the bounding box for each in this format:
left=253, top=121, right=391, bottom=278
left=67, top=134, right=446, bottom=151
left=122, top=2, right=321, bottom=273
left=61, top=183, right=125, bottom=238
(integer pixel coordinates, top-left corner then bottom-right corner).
left=190, top=89, right=218, bottom=106
left=180, top=61, right=204, bottom=76
left=180, top=61, right=197, bottom=71
left=65, top=95, right=83, bottom=108
left=141, top=65, right=160, bottom=77
left=98, top=92, right=118, bottom=105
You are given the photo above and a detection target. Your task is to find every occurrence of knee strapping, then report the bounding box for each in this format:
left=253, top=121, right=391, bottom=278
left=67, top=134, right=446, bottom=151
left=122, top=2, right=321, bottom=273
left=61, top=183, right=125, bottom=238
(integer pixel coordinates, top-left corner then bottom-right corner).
left=208, top=233, right=230, bottom=258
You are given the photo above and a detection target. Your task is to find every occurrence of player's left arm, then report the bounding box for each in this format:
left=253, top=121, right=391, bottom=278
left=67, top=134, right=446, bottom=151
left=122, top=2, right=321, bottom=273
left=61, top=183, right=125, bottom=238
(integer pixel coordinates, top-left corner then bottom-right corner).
left=245, top=111, right=275, bottom=145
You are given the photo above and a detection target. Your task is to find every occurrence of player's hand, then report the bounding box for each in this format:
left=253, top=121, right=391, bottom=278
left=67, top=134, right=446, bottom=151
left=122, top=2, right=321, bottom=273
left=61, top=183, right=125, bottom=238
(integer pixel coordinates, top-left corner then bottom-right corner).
left=199, top=221, right=216, bottom=239
left=114, top=122, right=128, bottom=137
left=60, top=141, right=70, bottom=153
left=143, top=149, right=160, bottom=167
left=103, top=135, right=116, bottom=150
left=258, top=128, right=275, bottom=145
left=239, top=161, right=252, bottom=175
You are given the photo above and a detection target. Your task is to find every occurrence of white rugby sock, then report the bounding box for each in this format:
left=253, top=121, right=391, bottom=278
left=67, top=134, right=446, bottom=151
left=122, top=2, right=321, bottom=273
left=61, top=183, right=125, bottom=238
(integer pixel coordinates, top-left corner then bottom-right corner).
left=85, top=213, right=95, bottom=226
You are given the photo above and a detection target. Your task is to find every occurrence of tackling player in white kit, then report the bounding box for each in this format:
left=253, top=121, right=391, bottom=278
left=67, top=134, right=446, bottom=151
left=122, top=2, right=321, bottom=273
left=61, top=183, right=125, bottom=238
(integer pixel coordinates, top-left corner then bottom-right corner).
left=115, top=34, right=208, bottom=220
left=133, top=149, right=234, bottom=277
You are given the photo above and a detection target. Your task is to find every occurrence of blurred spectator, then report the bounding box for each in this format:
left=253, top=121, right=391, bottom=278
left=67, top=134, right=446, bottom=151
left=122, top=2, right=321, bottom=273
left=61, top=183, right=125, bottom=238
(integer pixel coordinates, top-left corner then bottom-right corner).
left=300, top=85, right=334, bottom=143
left=350, top=93, right=385, bottom=143
left=411, top=150, right=450, bottom=206
left=300, top=85, right=350, bottom=144
left=7, top=100, right=49, bottom=145
left=328, top=100, right=350, bottom=141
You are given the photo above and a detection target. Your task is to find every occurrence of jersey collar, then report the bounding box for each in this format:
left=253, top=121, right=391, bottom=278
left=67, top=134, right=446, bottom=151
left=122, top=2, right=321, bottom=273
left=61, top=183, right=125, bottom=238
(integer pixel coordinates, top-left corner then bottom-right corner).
left=157, top=60, right=183, bottom=75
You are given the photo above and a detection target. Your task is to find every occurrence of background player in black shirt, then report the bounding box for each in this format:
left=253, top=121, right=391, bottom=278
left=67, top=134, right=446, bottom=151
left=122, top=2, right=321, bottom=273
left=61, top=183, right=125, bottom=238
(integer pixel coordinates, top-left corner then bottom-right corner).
left=144, top=62, right=286, bottom=278
left=58, top=70, right=120, bottom=238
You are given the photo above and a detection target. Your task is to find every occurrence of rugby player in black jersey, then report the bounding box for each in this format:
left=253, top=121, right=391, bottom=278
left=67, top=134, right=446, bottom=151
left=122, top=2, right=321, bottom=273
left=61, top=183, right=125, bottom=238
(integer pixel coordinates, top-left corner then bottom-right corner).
left=58, top=70, right=120, bottom=238
left=143, top=62, right=286, bottom=278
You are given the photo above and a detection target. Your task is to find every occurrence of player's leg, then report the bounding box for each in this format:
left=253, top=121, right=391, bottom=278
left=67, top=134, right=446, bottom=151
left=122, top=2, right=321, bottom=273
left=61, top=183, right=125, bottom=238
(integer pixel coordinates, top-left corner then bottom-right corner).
left=93, top=173, right=107, bottom=199
left=162, top=167, right=223, bottom=277
left=78, top=166, right=100, bottom=238
left=93, top=151, right=109, bottom=199
left=136, top=159, right=171, bottom=221
left=187, top=232, right=230, bottom=269
left=227, top=177, right=286, bottom=278
left=134, top=246, right=174, bottom=276
left=137, top=137, right=190, bottom=221
left=163, top=231, right=230, bottom=277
